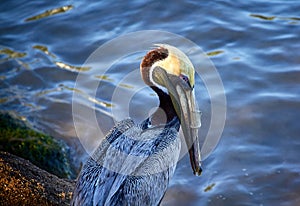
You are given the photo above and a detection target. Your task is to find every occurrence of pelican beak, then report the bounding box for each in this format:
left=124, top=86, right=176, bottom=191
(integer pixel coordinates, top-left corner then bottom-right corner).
left=152, top=66, right=202, bottom=176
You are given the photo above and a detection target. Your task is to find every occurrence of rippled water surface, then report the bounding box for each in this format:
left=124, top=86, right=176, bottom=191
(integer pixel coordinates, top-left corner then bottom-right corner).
left=1, top=1, right=300, bottom=205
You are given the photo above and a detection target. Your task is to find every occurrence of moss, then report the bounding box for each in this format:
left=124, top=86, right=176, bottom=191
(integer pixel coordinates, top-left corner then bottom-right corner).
left=0, top=113, right=75, bottom=179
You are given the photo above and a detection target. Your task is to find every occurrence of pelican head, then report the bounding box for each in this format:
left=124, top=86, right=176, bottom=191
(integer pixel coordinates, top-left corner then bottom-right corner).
left=140, top=44, right=202, bottom=176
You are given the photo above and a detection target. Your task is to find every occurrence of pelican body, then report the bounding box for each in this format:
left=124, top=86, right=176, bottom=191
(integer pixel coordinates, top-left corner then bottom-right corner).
left=71, top=44, right=202, bottom=206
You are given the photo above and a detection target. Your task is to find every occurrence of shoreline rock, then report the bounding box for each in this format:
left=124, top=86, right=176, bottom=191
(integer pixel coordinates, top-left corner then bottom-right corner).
left=0, top=151, right=75, bottom=205
left=0, top=112, right=77, bottom=205
left=0, top=112, right=76, bottom=178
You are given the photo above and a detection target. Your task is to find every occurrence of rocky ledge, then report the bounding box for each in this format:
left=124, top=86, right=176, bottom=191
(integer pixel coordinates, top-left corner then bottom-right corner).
left=0, top=151, right=75, bottom=205
left=0, top=112, right=77, bottom=205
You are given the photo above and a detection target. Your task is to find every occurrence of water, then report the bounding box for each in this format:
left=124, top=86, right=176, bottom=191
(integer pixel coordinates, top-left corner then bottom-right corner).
left=1, top=0, right=300, bottom=205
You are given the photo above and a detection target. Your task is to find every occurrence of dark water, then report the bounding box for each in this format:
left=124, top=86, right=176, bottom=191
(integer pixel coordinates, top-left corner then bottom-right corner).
left=1, top=1, right=300, bottom=205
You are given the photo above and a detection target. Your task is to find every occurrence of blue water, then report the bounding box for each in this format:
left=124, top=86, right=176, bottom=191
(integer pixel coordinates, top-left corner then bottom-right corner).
left=1, top=1, right=300, bottom=205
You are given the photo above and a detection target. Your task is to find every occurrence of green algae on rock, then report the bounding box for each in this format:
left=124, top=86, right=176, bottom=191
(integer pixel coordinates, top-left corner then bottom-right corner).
left=0, top=113, right=75, bottom=179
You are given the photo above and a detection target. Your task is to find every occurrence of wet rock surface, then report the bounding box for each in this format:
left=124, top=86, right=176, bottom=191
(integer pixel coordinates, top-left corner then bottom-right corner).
left=0, top=151, right=75, bottom=206
left=0, top=112, right=76, bottom=179
left=0, top=113, right=77, bottom=205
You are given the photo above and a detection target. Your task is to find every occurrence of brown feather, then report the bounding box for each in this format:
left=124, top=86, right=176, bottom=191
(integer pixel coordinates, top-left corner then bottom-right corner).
left=140, top=47, right=168, bottom=86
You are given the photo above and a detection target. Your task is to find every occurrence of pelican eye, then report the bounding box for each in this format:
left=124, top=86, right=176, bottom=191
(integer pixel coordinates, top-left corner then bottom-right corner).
left=179, top=74, right=192, bottom=88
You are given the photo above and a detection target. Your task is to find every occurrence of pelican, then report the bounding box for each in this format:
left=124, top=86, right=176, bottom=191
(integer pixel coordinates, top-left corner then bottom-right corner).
left=71, top=44, right=202, bottom=206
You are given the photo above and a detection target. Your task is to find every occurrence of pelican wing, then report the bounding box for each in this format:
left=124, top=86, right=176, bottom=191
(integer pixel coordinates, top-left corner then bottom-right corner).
left=72, top=119, right=181, bottom=206
left=71, top=119, right=134, bottom=206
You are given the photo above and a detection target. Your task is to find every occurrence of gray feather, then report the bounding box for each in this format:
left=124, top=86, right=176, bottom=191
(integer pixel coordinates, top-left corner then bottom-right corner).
left=71, top=118, right=181, bottom=206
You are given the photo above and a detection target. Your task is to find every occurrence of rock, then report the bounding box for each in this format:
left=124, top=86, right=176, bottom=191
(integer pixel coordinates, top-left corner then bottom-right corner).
left=0, top=151, right=75, bottom=205
left=0, top=112, right=75, bottom=178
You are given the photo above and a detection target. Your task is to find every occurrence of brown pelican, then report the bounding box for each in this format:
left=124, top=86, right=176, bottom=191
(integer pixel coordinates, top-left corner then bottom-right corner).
left=71, top=44, right=202, bottom=206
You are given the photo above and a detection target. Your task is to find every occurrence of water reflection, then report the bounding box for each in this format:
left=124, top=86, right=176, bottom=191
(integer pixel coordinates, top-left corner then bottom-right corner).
left=250, top=14, right=276, bottom=21
left=250, top=13, right=300, bottom=24
left=33, top=45, right=56, bottom=58
left=206, top=50, right=224, bottom=57
left=25, top=5, right=73, bottom=22
left=55, top=61, right=90, bottom=72
left=0, top=48, right=27, bottom=59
